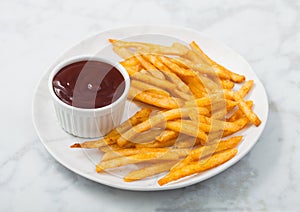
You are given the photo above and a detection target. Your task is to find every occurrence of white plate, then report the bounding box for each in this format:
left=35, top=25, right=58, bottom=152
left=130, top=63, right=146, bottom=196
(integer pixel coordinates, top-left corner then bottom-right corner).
left=32, top=26, right=268, bottom=191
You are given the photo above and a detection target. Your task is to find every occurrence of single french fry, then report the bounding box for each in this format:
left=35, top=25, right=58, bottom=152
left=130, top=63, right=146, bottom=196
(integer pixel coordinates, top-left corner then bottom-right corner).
left=70, top=134, right=119, bottom=149
left=231, top=117, right=250, bottom=132
left=173, top=89, right=193, bottom=100
left=225, top=99, right=238, bottom=111
left=171, top=148, right=191, bottom=157
left=117, top=108, right=152, bottom=132
left=112, top=46, right=133, bottom=59
left=210, top=104, right=227, bottom=118
left=120, top=56, right=140, bottom=66
left=101, top=148, right=169, bottom=161
left=172, top=42, right=207, bottom=64
left=191, top=49, right=209, bottom=65
left=171, top=136, right=242, bottom=171
left=206, top=97, right=236, bottom=111
left=172, top=119, right=211, bottom=133
left=195, top=115, right=242, bottom=132
left=70, top=108, right=152, bottom=149
left=148, top=69, right=166, bottom=80
left=172, top=57, right=230, bottom=80
left=99, top=145, right=120, bottom=153
left=163, top=71, right=191, bottom=94
left=227, top=91, right=261, bottom=126
left=142, top=89, right=169, bottom=98
left=168, top=57, right=189, bottom=69
left=96, top=151, right=179, bottom=172
left=186, top=80, right=206, bottom=98
left=158, top=148, right=238, bottom=185
left=158, top=56, right=195, bottom=77
left=171, top=42, right=190, bottom=55
left=174, top=137, right=202, bottom=148
left=178, top=118, right=239, bottom=135
left=131, top=80, right=170, bottom=96
left=184, top=93, right=225, bottom=107
left=227, top=100, right=253, bottom=122
left=221, top=80, right=235, bottom=89
left=135, top=138, right=176, bottom=148
left=238, top=80, right=254, bottom=98
left=166, top=120, right=208, bottom=142
left=99, top=143, right=133, bottom=152
left=121, top=63, right=141, bottom=76
left=108, top=38, right=117, bottom=43
left=129, top=86, right=182, bottom=109
left=109, top=39, right=189, bottom=56
left=190, top=41, right=245, bottom=83
left=131, top=71, right=176, bottom=90
left=186, top=106, right=211, bottom=120
left=134, top=55, right=158, bottom=71
left=195, top=72, right=223, bottom=93
left=207, top=99, right=236, bottom=113
left=222, top=117, right=249, bottom=137
left=156, top=130, right=179, bottom=143
left=183, top=74, right=209, bottom=98
left=124, top=161, right=177, bottom=182
left=197, top=107, right=211, bottom=117
left=184, top=49, right=207, bottom=64
left=117, top=108, right=194, bottom=146
left=122, top=148, right=188, bottom=158
left=131, top=129, right=164, bottom=144
left=143, top=54, right=172, bottom=72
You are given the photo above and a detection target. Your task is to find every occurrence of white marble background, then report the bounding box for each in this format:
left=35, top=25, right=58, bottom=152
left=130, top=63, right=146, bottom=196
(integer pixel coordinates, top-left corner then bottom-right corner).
left=0, top=0, right=299, bottom=211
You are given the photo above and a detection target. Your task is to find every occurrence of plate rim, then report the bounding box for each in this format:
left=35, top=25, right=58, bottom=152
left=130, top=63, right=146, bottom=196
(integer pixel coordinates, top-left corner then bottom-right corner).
left=32, top=25, right=269, bottom=191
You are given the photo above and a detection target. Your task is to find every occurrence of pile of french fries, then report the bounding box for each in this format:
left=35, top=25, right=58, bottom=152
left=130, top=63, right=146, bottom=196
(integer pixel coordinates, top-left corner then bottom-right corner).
left=71, top=38, right=261, bottom=186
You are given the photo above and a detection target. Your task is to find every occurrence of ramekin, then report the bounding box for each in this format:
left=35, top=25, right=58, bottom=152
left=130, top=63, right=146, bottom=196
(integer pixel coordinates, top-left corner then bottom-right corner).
left=48, top=56, right=130, bottom=138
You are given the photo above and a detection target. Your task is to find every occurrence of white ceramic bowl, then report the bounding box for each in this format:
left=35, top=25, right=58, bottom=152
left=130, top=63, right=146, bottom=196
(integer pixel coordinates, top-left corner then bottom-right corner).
left=48, top=56, right=130, bottom=138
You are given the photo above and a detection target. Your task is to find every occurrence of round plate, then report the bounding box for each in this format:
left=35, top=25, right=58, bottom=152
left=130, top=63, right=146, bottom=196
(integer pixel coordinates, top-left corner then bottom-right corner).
left=32, top=26, right=268, bottom=191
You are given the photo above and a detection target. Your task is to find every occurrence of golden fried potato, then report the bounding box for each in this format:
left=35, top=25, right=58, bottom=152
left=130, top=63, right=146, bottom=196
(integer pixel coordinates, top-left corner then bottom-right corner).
left=158, top=148, right=238, bottom=185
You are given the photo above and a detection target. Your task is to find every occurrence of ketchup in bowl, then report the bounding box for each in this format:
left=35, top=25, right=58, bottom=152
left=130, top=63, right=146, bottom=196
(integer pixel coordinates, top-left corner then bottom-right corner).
left=52, top=60, right=125, bottom=109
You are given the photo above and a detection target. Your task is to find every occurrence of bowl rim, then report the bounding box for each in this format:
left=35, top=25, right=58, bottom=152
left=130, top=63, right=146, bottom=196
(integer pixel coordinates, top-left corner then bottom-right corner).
left=48, top=55, right=130, bottom=114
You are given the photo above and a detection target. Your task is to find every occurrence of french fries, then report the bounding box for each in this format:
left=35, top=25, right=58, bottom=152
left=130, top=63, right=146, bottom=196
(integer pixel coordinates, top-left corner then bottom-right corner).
left=124, top=161, right=177, bottom=182
left=158, top=148, right=238, bottom=185
left=190, top=41, right=245, bottom=83
left=227, top=100, right=253, bottom=122
left=117, top=107, right=197, bottom=147
left=109, top=39, right=190, bottom=56
left=101, top=148, right=169, bottom=161
left=225, top=90, right=261, bottom=126
left=131, top=80, right=170, bottom=96
left=71, top=38, right=262, bottom=186
left=129, top=86, right=182, bottom=109
left=174, top=137, right=201, bottom=148
left=131, top=71, right=176, bottom=90
left=96, top=151, right=179, bottom=172
left=170, top=136, right=242, bottom=171
left=155, top=130, right=178, bottom=143
left=166, top=120, right=208, bottom=142
left=135, top=138, right=176, bottom=148
left=158, top=56, right=195, bottom=77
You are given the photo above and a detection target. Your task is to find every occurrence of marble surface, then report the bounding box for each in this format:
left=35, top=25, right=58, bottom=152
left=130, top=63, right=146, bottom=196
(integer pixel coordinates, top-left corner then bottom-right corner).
left=0, top=0, right=299, bottom=211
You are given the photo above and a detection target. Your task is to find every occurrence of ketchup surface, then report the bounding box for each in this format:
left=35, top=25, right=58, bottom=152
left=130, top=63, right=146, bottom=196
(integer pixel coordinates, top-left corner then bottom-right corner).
left=52, top=60, right=125, bottom=109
